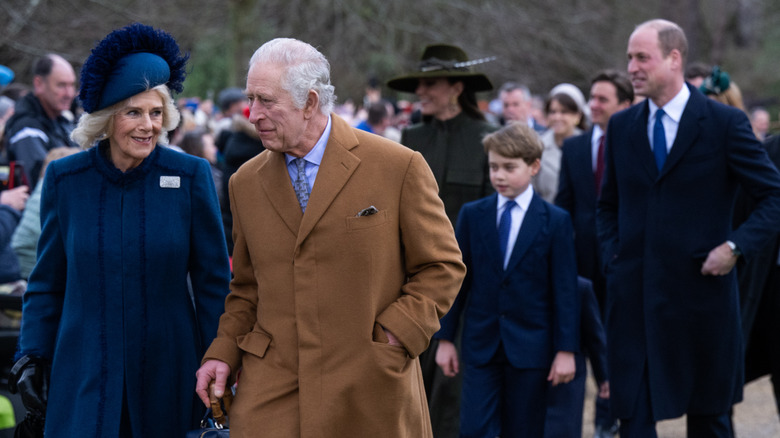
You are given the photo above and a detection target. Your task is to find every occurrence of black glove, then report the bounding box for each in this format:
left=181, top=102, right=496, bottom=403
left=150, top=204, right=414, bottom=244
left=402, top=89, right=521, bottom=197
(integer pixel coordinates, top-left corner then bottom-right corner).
left=8, top=355, right=50, bottom=418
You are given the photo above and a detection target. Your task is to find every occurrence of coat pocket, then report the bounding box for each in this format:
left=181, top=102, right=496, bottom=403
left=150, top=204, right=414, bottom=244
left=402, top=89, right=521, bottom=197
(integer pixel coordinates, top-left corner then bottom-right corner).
left=236, top=330, right=272, bottom=358
left=346, top=210, right=388, bottom=231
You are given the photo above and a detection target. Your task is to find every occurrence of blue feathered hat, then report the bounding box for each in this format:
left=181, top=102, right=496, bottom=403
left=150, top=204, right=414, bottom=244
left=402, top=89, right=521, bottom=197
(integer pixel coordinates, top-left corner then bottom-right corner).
left=79, top=23, right=188, bottom=113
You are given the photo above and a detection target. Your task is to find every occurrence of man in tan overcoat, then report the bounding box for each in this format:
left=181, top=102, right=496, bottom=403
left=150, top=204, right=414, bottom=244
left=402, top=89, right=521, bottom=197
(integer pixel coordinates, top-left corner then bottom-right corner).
left=195, top=38, right=466, bottom=438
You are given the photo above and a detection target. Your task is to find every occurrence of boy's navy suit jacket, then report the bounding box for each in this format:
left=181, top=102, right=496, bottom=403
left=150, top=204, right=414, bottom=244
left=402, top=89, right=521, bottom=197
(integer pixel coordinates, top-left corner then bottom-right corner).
left=436, top=191, right=580, bottom=368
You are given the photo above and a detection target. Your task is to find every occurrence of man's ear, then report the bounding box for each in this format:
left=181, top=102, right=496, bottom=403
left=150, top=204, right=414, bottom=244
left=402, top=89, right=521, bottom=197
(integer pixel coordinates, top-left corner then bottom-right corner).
left=303, top=90, right=320, bottom=119
left=32, top=76, right=45, bottom=95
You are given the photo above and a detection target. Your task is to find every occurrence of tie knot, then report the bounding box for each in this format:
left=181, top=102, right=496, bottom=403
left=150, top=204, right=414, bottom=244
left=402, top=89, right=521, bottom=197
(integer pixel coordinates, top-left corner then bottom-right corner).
left=295, top=158, right=306, bottom=171
left=655, top=108, right=665, bottom=122
left=504, top=200, right=517, bottom=211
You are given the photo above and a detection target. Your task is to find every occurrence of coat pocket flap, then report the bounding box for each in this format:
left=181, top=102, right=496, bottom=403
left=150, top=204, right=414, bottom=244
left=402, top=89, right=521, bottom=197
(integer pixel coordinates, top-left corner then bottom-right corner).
left=236, top=330, right=272, bottom=358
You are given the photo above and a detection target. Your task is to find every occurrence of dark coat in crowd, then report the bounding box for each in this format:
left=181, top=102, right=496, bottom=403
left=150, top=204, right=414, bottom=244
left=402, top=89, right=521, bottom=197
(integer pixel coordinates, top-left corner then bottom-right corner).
left=597, top=85, right=780, bottom=420
left=4, top=92, right=77, bottom=186
left=734, top=135, right=780, bottom=385
left=18, top=143, right=231, bottom=437
left=400, top=112, right=497, bottom=224
left=218, top=115, right=265, bottom=255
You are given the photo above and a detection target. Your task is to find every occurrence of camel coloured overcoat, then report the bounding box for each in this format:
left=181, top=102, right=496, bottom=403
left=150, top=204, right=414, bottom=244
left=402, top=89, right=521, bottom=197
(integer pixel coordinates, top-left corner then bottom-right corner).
left=203, top=114, right=466, bottom=437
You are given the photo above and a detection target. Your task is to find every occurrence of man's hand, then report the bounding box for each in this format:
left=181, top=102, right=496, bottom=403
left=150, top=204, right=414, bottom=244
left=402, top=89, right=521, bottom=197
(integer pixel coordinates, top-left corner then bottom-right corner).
left=547, top=351, right=575, bottom=386
left=435, top=339, right=460, bottom=377
left=598, top=380, right=610, bottom=399
left=195, top=360, right=231, bottom=408
left=701, top=242, right=738, bottom=276
left=0, top=185, right=29, bottom=211
left=383, top=327, right=402, bottom=347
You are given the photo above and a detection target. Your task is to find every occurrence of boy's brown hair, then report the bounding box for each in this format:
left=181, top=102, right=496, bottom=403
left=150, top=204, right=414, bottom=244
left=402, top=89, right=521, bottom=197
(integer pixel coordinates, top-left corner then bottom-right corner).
left=482, top=122, right=543, bottom=165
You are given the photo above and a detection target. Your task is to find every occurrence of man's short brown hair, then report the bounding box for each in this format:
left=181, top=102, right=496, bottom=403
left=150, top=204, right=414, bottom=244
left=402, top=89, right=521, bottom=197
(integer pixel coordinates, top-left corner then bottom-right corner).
left=482, top=122, right=543, bottom=165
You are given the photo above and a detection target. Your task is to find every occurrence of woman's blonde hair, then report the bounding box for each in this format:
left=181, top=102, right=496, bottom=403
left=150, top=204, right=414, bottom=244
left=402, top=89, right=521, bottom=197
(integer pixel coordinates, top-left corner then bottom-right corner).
left=71, top=85, right=181, bottom=148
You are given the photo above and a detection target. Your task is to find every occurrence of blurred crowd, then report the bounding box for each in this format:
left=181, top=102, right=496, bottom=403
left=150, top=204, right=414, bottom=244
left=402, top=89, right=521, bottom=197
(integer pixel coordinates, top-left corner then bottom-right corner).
left=0, top=19, right=779, bottom=437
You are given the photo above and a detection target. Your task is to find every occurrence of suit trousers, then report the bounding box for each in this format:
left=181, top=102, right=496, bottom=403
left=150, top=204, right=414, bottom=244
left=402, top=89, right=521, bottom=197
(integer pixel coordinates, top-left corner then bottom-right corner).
left=619, top=363, right=733, bottom=438
left=461, top=344, right=547, bottom=438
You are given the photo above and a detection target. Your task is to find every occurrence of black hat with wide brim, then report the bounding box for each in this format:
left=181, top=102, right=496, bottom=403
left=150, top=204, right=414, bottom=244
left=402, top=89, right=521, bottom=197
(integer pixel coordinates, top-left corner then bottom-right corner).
left=387, top=44, right=494, bottom=93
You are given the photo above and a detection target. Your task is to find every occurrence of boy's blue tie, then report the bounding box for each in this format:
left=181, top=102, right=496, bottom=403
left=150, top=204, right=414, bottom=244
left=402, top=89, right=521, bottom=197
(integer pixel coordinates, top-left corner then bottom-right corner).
left=498, top=200, right=516, bottom=263
left=653, top=109, right=667, bottom=171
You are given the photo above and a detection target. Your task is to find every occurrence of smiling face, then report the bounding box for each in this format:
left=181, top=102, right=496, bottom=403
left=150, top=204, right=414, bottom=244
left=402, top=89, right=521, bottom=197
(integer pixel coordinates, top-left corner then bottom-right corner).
left=546, top=98, right=581, bottom=139
left=589, top=81, right=630, bottom=130
left=627, top=25, right=683, bottom=106
left=109, top=89, right=163, bottom=172
left=414, top=77, right=463, bottom=120
left=488, top=151, right=540, bottom=199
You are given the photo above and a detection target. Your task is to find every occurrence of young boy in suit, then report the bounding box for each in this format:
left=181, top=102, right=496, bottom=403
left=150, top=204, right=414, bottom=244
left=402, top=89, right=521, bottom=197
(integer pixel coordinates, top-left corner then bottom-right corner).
left=435, top=122, right=580, bottom=438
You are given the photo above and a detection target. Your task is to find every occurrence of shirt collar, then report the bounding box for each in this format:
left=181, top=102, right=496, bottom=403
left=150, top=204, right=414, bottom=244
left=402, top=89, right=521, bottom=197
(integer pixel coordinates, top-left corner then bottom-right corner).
left=497, top=184, right=534, bottom=212
left=285, top=114, right=332, bottom=166
left=649, top=84, right=690, bottom=123
left=591, top=125, right=605, bottom=144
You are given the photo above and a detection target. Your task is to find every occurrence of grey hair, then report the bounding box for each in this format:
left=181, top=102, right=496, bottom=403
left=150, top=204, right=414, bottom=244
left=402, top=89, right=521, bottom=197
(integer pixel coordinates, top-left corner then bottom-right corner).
left=71, top=85, right=180, bottom=148
left=248, top=38, right=336, bottom=115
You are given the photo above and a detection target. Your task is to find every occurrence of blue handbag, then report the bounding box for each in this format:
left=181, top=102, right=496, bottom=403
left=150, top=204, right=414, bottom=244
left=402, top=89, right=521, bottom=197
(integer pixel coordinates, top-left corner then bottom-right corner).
left=185, top=409, right=229, bottom=438
left=186, top=383, right=232, bottom=438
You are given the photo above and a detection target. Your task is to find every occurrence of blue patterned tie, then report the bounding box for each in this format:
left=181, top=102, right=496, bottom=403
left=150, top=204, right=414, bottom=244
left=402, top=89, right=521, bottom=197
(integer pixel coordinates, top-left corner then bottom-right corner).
left=498, top=200, right=516, bottom=265
left=293, top=158, right=310, bottom=212
left=653, top=109, right=667, bottom=171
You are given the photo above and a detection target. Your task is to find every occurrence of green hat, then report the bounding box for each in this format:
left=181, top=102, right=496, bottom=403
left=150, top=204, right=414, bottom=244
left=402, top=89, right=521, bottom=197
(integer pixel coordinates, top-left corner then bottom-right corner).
left=387, top=44, right=494, bottom=93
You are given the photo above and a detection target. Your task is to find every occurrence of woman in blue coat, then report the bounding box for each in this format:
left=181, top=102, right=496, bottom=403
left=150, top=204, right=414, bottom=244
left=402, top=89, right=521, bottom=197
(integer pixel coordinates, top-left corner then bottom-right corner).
left=10, top=24, right=231, bottom=437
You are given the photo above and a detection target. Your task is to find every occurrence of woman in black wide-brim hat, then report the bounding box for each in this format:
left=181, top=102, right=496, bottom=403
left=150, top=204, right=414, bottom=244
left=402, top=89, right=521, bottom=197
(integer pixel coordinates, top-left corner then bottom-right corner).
left=388, top=44, right=497, bottom=224
left=10, top=23, right=231, bottom=437
left=387, top=44, right=497, bottom=438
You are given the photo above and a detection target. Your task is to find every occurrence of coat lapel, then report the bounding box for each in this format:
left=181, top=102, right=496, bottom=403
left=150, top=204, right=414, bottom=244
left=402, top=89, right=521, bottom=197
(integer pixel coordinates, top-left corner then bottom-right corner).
left=259, top=152, right=304, bottom=236
left=504, top=194, right=546, bottom=275
left=660, top=84, right=704, bottom=177
left=630, top=101, right=659, bottom=181
left=297, top=115, right=360, bottom=244
left=476, top=194, right=504, bottom=272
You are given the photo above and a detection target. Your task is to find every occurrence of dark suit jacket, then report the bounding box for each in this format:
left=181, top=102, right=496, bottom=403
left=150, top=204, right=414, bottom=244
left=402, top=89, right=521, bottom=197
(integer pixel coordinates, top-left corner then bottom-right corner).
left=436, top=192, right=580, bottom=369
left=596, top=84, right=780, bottom=420
left=555, top=130, right=606, bottom=307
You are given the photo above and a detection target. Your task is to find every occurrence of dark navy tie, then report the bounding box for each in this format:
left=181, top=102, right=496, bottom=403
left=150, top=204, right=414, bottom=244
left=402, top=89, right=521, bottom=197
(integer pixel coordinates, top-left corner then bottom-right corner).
left=653, top=109, right=667, bottom=171
left=498, top=200, right=516, bottom=264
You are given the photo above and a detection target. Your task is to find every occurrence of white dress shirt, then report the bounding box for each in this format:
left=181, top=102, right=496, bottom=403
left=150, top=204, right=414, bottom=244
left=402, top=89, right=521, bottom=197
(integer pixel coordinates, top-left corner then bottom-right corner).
left=497, top=184, right=534, bottom=268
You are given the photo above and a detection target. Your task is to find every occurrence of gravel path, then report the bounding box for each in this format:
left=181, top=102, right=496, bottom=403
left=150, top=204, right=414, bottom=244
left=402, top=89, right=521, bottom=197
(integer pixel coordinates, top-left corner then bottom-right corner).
left=582, top=374, right=779, bottom=437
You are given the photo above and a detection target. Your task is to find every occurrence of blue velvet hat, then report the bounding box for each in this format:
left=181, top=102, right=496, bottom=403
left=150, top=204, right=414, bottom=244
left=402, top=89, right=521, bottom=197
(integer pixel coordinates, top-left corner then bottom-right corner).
left=79, top=23, right=188, bottom=113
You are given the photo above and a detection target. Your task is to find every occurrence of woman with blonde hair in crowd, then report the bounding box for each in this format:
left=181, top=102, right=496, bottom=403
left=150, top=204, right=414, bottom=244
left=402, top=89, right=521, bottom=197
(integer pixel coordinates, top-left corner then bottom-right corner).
left=10, top=23, right=230, bottom=437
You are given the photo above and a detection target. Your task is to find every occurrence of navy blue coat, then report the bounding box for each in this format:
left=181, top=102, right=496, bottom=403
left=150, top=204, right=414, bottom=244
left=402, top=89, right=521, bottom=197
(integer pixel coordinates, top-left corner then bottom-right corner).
left=18, top=143, right=231, bottom=437
left=596, top=85, right=780, bottom=420
left=555, top=130, right=606, bottom=307
left=437, top=192, right=580, bottom=369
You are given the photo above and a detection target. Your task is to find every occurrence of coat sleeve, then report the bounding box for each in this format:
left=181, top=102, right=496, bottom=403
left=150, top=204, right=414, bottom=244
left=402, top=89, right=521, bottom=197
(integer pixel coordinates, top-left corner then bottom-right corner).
left=596, top=120, right=620, bottom=272
left=201, top=172, right=259, bottom=373
left=723, top=110, right=780, bottom=260
left=188, top=160, right=232, bottom=358
left=17, top=164, right=66, bottom=360
left=550, top=209, right=580, bottom=354
left=554, top=141, right=576, bottom=213
left=435, top=204, right=473, bottom=342
left=375, top=152, right=466, bottom=358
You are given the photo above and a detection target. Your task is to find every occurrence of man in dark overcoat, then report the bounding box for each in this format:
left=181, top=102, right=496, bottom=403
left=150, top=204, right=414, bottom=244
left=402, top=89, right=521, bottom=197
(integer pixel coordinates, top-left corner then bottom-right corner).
left=597, top=19, right=780, bottom=438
